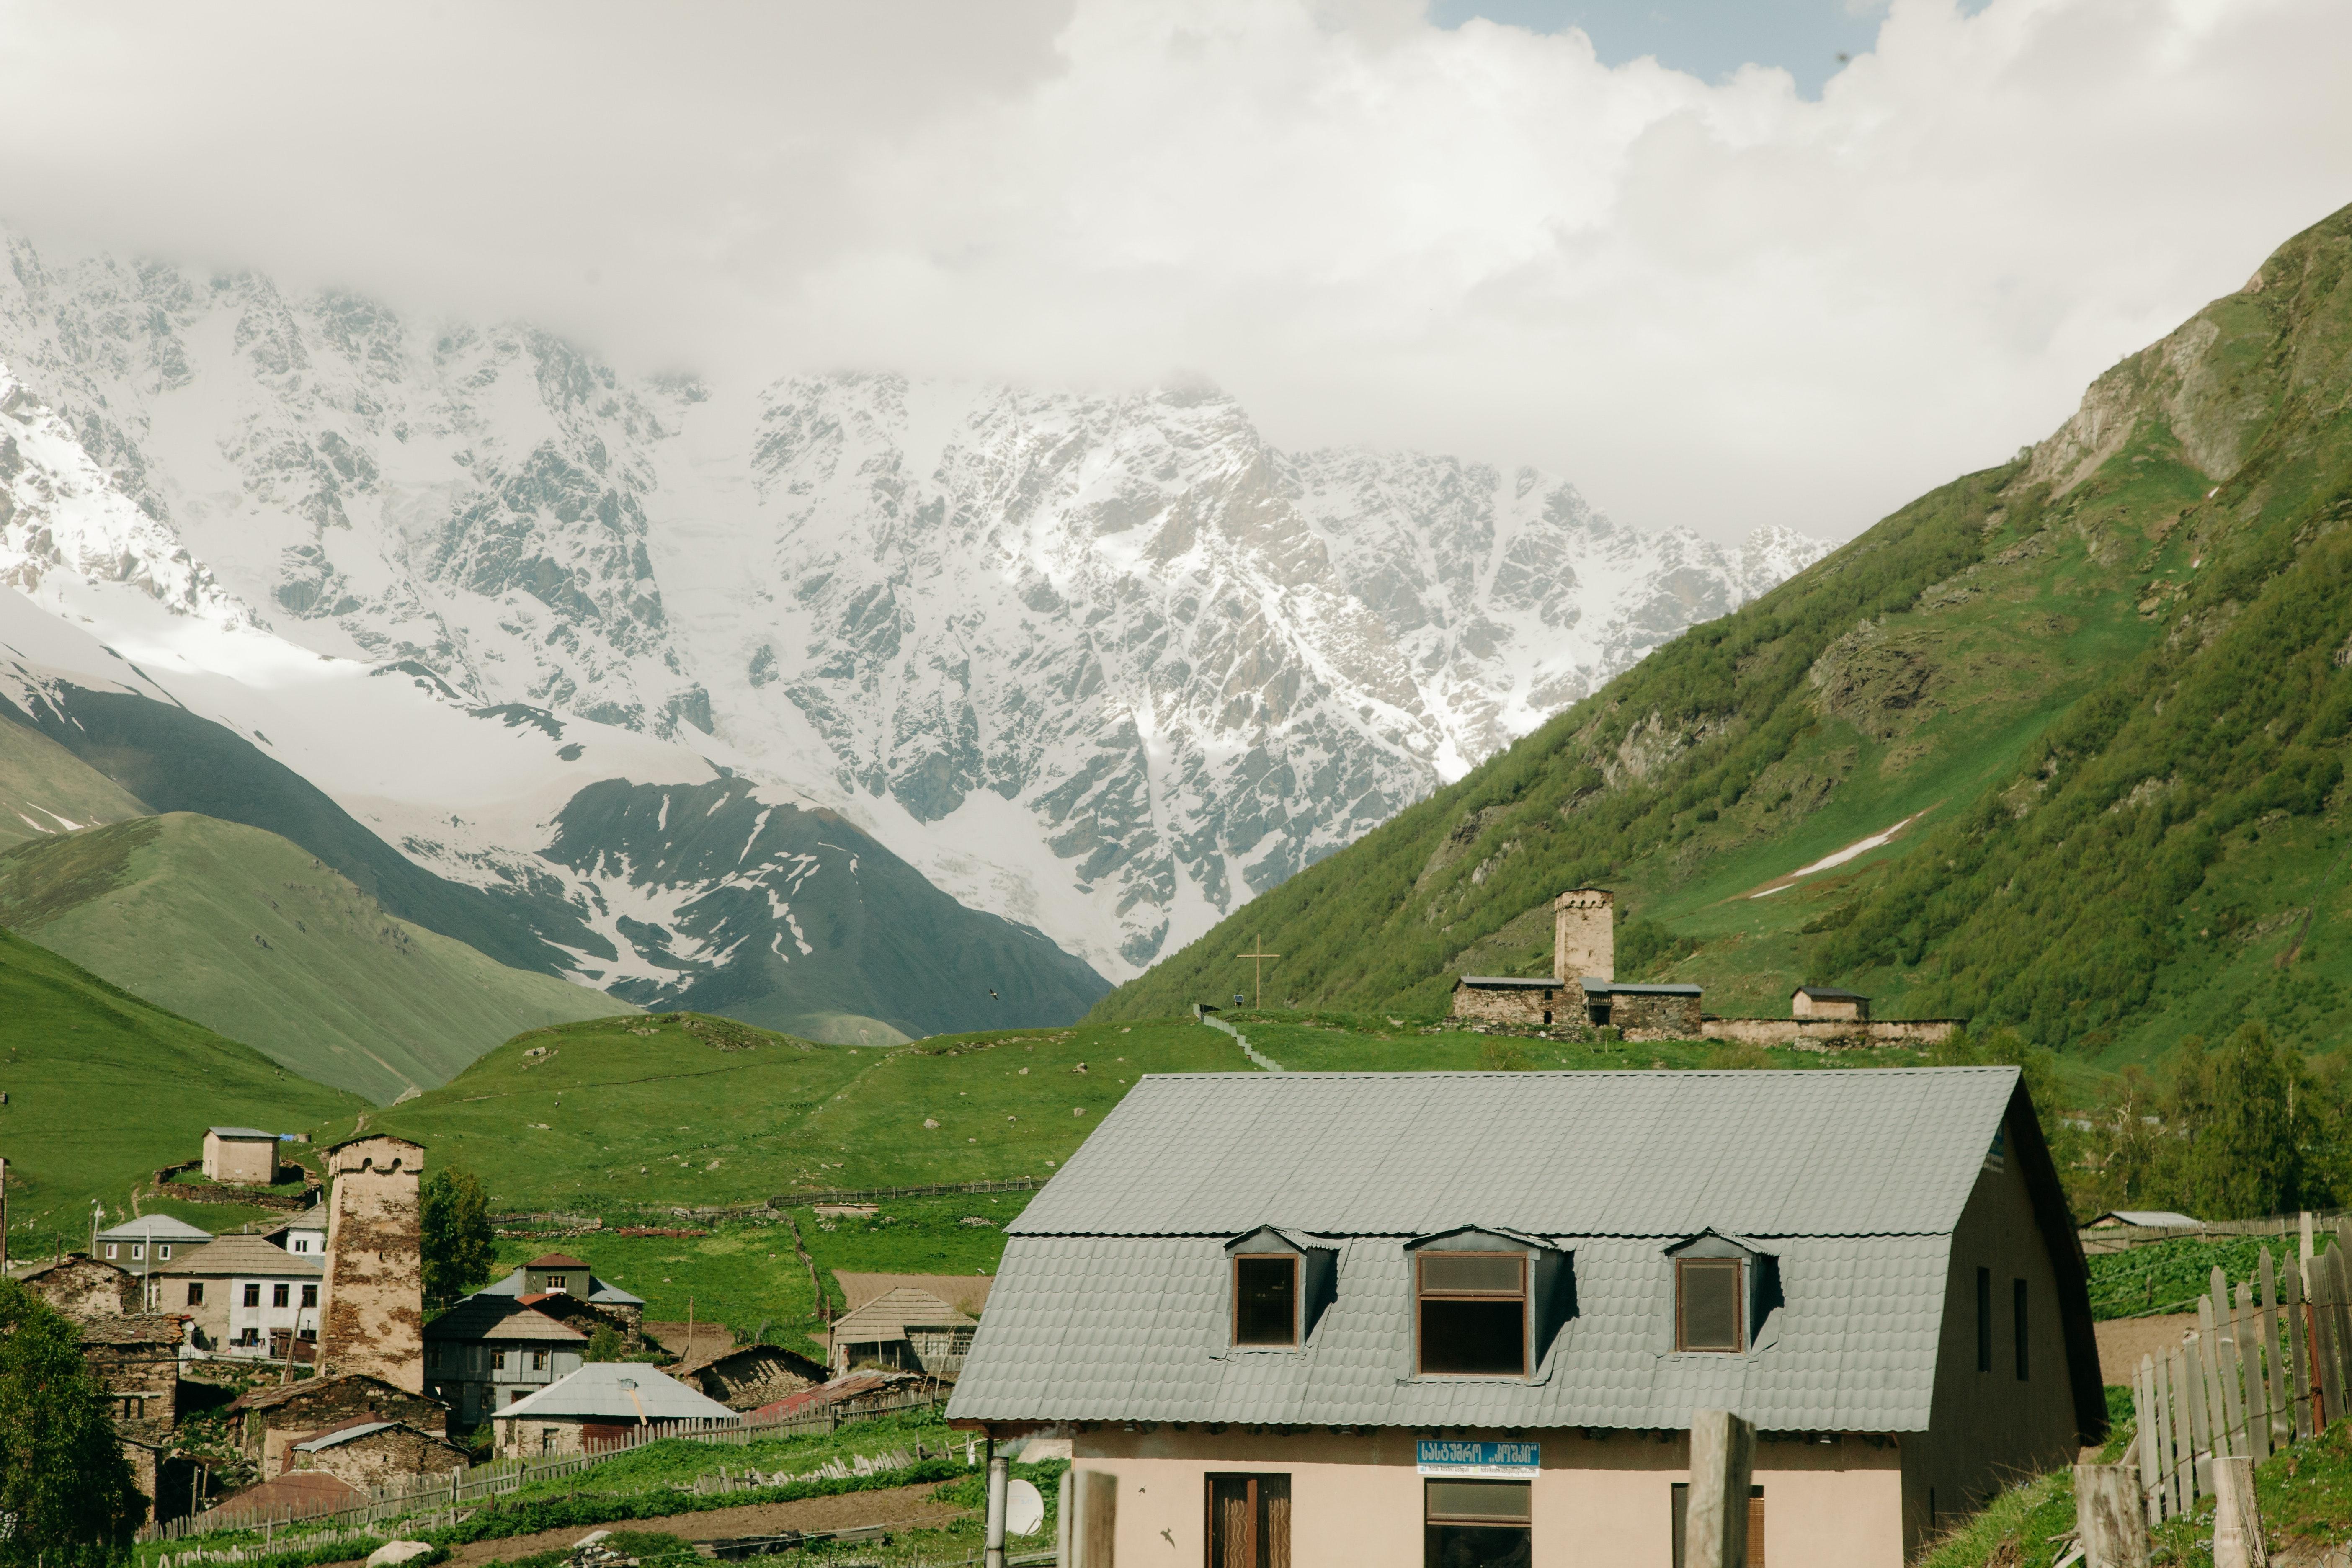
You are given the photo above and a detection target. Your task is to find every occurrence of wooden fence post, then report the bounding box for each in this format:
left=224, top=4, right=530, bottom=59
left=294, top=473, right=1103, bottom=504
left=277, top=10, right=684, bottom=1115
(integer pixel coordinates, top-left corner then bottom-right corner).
left=1687, top=1410, right=1756, bottom=1568
left=2159, top=1348, right=2188, bottom=1515
left=2135, top=1356, right=2163, bottom=1524
left=2212, top=1271, right=2249, bottom=1456
left=2260, top=1249, right=2290, bottom=1445
left=2234, top=1279, right=2271, bottom=1465
left=2211, top=1454, right=2269, bottom=1568
left=2287, top=1259, right=2314, bottom=1439
left=2074, top=1462, right=2148, bottom=1568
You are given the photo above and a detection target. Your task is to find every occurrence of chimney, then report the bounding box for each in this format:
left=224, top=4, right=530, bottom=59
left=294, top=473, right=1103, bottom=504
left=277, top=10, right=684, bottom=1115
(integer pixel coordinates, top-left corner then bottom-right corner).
left=1552, top=889, right=1614, bottom=985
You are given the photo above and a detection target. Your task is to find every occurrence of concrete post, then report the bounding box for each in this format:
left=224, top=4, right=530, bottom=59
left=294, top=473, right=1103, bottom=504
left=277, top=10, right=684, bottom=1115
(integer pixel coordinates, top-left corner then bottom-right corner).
left=984, top=1447, right=1008, bottom=1568
left=1687, top=1409, right=1755, bottom=1568
left=2211, top=1455, right=2268, bottom=1568
left=2073, top=1462, right=2148, bottom=1568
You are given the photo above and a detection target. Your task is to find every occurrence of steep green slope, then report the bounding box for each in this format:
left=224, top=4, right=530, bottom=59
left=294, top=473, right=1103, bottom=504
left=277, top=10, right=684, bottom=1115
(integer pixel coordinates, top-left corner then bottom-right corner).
left=356, top=1011, right=1248, bottom=1211
left=0, top=814, right=632, bottom=1103
left=1094, top=201, right=2352, bottom=1068
left=0, top=923, right=362, bottom=1243
left=0, top=714, right=145, bottom=849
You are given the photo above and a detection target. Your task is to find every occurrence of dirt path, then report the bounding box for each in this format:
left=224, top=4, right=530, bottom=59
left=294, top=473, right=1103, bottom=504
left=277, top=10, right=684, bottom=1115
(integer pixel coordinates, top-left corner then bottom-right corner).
left=2095, top=1312, right=2197, bottom=1386
left=441, top=1483, right=972, bottom=1567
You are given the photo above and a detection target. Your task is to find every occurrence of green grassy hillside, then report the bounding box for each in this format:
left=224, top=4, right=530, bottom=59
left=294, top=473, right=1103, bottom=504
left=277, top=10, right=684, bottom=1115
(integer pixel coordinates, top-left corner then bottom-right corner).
left=0, top=716, right=146, bottom=850
left=1091, top=201, right=2352, bottom=1074
left=0, top=923, right=363, bottom=1247
left=0, top=813, right=632, bottom=1103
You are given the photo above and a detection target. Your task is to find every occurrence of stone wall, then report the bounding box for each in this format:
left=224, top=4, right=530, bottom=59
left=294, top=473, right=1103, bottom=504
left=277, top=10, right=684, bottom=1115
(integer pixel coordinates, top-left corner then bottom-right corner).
left=1612, top=993, right=1702, bottom=1039
left=1701, top=1017, right=1961, bottom=1050
left=291, top=1424, right=466, bottom=1487
left=1449, top=984, right=1569, bottom=1027
left=1552, top=889, right=1614, bottom=983
left=320, top=1136, right=424, bottom=1391
left=237, top=1372, right=450, bottom=1477
left=20, top=1254, right=138, bottom=1317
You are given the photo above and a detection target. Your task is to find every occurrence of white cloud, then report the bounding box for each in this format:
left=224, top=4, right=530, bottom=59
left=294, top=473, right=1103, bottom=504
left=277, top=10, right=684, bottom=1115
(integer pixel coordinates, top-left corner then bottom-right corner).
left=0, top=0, right=2346, bottom=542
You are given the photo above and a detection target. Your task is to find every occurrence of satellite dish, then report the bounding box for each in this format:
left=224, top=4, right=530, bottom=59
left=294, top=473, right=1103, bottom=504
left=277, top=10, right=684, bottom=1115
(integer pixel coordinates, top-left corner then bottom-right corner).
left=1005, top=1479, right=1046, bottom=1537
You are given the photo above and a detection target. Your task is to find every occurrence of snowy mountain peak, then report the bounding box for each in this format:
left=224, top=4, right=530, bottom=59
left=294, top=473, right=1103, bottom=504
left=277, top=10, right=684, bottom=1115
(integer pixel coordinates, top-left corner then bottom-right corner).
left=0, top=231, right=1827, bottom=985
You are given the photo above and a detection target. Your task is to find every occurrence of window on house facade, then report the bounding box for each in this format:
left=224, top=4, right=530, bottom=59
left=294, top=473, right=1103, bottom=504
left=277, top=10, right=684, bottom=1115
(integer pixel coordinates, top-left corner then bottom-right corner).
left=301, top=1284, right=318, bottom=1308
left=272, top=1283, right=290, bottom=1308
left=243, top=1284, right=262, bottom=1308
left=1977, top=1268, right=1992, bottom=1372
left=157, top=1245, right=171, bottom=1261
left=2014, top=1279, right=2029, bottom=1381
left=1233, top=1256, right=1298, bottom=1346
left=494, top=1350, right=509, bottom=1372
left=131, top=1244, right=144, bottom=1261
left=1425, top=1480, right=1529, bottom=1568
left=186, top=1282, right=205, bottom=1306
left=530, top=1350, right=549, bottom=1371
left=547, top=1274, right=569, bottom=1292
left=1416, top=1253, right=1527, bottom=1375
left=1207, top=1473, right=1291, bottom=1568
left=118, top=1396, right=146, bottom=1421
left=1676, top=1259, right=1744, bottom=1352
left=1671, top=1483, right=1765, bottom=1568
left=105, top=1244, right=119, bottom=1259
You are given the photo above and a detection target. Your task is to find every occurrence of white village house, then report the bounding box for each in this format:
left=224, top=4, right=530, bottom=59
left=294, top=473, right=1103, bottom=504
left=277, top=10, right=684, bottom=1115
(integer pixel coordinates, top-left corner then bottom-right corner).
left=946, top=1067, right=2102, bottom=1568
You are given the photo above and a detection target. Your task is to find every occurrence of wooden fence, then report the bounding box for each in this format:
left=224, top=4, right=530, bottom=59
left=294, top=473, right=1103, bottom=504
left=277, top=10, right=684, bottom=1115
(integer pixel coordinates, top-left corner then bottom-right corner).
left=141, top=1390, right=946, bottom=1545
left=2129, top=1215, right=2352, bottom=1526
left=2082, top=1209, right=2346, bottom=1256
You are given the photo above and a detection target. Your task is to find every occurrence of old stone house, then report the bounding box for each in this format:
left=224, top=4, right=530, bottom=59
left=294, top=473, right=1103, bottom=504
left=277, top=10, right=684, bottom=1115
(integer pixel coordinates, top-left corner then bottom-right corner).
left=678, top=1341, right=830, bottom=1411
left=157, top=1233, right=322, bottom=1357
left=78, top=1313, right=186, bottom=1519
left=492, top=1362, right=738, bottom=1457
left=229, top=1372, right=449, bottom=1478
left=203, top=1127, right=281, bottom=1185
left=827, top=1287, right=978, bottom=1377
left=423, top=1295, right=590, bottom=1422
left=10, top=1252, right=139, bottom=1316
left=1791, top=986, right=1870, bottom=1021
left=947, top=1066, right=2102, bottom=1568
left=286, top=1419, right=467, bottom=1488
left=1449, top=888, right=1705, bottom=1039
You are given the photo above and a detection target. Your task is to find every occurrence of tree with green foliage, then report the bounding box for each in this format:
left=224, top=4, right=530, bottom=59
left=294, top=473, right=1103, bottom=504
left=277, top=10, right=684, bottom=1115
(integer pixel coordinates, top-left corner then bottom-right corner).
left=0, top=1279, right=144, bottom=1567
left=420, top=1166, right=497, bottom=1309
left=2167, top=1022, right=2337, bottom=1220
left=584, top=1323, right=624, bottom=1363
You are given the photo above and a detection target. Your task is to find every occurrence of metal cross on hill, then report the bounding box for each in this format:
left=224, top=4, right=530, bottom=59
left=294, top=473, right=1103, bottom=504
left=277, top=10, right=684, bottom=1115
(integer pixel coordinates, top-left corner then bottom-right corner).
left=1236, top=933, right=1282, bottom=1009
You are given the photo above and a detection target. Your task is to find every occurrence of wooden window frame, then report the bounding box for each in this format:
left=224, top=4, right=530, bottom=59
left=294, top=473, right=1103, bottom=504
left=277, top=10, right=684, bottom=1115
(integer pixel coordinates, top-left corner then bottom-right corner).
left=186, top=1282, right=205, bottom=1306
left=1232, top=1253, right=1301, bottom=1348
left=242, top=1282, right=262, bottom=1308
left=1415, top=1251, right=1529, bottom=1377
left=1675, top=1257, right=1746, bottom=1353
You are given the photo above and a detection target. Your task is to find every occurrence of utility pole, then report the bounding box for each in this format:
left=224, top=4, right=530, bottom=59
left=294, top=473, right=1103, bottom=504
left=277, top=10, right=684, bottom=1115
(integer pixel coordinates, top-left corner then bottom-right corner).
left=1235, top=934, right=1282, bottom=1010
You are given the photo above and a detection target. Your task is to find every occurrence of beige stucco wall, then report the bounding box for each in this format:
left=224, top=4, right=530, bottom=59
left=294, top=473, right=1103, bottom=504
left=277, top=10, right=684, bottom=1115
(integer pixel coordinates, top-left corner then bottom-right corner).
left=205, top=1133, right=278, bottom=1186
left=1902, top=1104, right=2087, bottom=1550
left=1068, top=1424, right=1906, bottom=1568
left=320, top=1137, right=426, bottom=1392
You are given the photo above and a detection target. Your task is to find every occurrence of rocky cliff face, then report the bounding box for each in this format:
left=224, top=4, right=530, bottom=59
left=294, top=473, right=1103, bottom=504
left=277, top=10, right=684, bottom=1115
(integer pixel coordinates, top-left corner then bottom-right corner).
left=0, top=231, right=1823, bottom=984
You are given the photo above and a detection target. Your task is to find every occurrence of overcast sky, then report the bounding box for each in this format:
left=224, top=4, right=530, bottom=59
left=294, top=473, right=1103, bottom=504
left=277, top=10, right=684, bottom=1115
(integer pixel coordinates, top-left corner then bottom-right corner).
left=1, top=0, right=2347, bottom=544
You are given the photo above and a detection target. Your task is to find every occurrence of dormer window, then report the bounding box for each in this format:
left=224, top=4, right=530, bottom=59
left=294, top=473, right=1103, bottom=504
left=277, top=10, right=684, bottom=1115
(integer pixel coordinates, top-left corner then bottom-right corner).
left=1676, top=1258, right=1744, bottom=1352
left=1418, top=1254, right=1527, bottom=1375
left=1222, top=1227, right=1336, bottom=1350
left=1233, top=1256, right=1298, bottom=1346
left=1667, top=1232, right=1779, bottom=1355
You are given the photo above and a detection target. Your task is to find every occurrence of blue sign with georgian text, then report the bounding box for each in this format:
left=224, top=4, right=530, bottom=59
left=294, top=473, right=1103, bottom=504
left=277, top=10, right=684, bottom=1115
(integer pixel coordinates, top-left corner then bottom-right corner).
left=1415, top=1440, right=1541, bottom=1478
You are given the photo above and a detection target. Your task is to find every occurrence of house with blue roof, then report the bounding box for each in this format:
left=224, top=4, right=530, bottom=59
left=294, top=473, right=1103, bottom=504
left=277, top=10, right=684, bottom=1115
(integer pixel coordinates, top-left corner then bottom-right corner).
left=946, top=1066, right=2099, bottom=1568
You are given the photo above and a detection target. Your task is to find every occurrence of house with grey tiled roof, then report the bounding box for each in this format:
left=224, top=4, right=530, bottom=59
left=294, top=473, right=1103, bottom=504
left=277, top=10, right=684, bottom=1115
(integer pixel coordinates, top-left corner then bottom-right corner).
left=946, top=1067, right=2100, bottom=1568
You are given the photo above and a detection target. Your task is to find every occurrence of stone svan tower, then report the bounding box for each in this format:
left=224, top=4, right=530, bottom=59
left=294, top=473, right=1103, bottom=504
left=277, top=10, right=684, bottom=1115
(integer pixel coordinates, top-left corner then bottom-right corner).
left=319, top=1134, right=426, bottom=1392
left=1553, top=888, right=1614, bottom=983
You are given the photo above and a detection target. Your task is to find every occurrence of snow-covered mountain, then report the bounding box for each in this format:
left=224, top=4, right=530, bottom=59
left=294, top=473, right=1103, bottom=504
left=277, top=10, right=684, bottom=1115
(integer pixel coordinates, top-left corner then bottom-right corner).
left=0, top=230, right=1824, bottom=986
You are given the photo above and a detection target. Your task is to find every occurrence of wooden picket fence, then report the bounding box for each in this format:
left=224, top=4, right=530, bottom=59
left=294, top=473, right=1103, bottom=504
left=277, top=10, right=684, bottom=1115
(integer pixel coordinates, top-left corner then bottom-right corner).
left=142, top=1390, right=945, bottom=1545
left=2130, top=1214, right=2352, bottom=1526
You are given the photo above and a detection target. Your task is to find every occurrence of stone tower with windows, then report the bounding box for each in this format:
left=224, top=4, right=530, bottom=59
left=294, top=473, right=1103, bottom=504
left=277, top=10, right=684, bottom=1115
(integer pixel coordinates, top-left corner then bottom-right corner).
left=319, top=1134, right=426, bottom=1392
left=1552, top=888, right=1614, bottom=983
